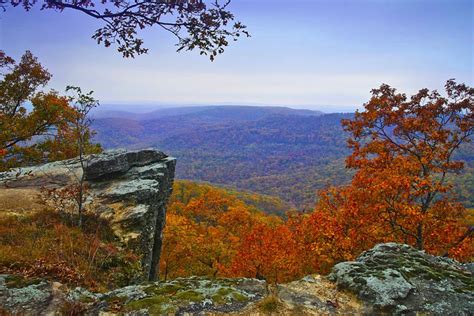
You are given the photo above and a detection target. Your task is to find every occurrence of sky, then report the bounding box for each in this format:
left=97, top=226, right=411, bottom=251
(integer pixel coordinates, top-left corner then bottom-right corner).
left=0, top=0, right=473, bottom=112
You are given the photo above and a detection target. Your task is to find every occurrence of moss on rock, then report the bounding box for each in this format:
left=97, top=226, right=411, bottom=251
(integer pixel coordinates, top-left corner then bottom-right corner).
left=329, top=243, right=474, bottom=315
left=119, top=277, right=266, bottom=314
left=125, top=295, right=175, bottom=314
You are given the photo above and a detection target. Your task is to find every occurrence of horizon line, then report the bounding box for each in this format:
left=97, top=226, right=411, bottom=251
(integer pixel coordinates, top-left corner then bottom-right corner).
left=95, top=102, right=360, bottom=113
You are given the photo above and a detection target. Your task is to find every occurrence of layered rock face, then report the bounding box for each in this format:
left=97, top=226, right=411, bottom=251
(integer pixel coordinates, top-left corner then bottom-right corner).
left=1, top=243, right=472, bottom=315
left=0, top=149, right=176, bottom=282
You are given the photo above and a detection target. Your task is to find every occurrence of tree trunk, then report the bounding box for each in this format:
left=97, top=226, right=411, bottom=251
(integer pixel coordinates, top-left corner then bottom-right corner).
left=416, top=223, right=423, bottom=250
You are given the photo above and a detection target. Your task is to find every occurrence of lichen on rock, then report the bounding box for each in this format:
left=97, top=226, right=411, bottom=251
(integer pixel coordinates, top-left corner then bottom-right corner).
left=329, top=242, right=474, bottom=315
left=0, top=275, right=53, bottom=315
left=72, top=277, right=266, bottom=315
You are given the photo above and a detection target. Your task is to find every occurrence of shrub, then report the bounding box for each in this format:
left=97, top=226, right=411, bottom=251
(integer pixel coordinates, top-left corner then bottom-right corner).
left=0, top=210, right=141, bottom=291
left=257, top=295, right=282, bottom=313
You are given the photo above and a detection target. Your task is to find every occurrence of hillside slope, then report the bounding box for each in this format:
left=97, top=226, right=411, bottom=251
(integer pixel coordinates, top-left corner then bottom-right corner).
left=93, top=109, right=352, bottom=208
left=92, top=106, right=473, bottom=209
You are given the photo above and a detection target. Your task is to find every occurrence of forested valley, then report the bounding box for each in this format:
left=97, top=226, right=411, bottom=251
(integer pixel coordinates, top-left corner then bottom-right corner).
left=93, top=106, right=474, bottom=210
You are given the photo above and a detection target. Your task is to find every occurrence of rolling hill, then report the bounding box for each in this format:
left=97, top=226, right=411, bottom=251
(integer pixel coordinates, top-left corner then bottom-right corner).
left=92, top=105, right=473, bottom=209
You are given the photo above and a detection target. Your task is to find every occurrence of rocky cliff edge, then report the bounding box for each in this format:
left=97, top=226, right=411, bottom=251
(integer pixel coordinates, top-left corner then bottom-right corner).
left=0, top=149, right=176, bottom=282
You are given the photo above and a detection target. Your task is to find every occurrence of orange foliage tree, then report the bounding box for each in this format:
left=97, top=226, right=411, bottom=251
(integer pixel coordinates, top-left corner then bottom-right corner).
left=159, top=212, right=196, bottom=281
left=230, top=222, right=301, bottom=283
left=0, top=50, right=101, bottom=171
left=300, top=80, right=473, bottom=265
left=159, top=181, right=288, bottom=281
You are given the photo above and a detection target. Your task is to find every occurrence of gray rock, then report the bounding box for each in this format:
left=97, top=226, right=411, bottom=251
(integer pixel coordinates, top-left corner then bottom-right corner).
left=330, top=264, right=413, bottom=306
left=0, top=148, right=176, bottom=282
left=1, top=275, right=267, bottom=315
left=86, top=150, right=176, bottom=282
left=463, top=262, right=474, bottom=274
left=329, top=242, right=474, bottom=315
left=84, top=149, right=168, bottom=181
left=277, top=274, right=366, bottom=314
left=67, top=286, right=102, bottom=302
left=0, top=275, right=53, bottom=315
left=103, top=284, right=148, bottom=304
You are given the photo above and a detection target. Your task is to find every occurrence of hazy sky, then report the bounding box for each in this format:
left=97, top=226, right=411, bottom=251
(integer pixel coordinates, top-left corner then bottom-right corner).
left=1, top=0, right=473, bottom=112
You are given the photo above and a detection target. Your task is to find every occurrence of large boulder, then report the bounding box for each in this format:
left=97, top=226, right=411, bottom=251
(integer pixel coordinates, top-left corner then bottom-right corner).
left=0, top=149, right=176, bottom=282
left=329, top=243, right=473, bottom=315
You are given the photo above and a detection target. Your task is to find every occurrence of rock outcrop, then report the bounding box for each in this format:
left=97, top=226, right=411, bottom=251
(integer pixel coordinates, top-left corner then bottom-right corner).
left=0, top=149, right=176, bottom=282
left=329, top=242, right=474, bottom=315
left=0, top=275, right=267, bottom=315
left=1, top=243, right=472, bottom=315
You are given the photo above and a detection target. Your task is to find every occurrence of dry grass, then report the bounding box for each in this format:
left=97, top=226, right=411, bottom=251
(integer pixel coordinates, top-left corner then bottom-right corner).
left=0, top=210, right=141, bottom=291
left=0, top=188, right=45, bottom=216
left=257, top=295, right=283, bottom=313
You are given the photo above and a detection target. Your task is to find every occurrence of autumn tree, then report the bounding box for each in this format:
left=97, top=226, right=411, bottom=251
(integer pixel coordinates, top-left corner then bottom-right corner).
left=38, top=86, right=101, bottom=162
left=231, top=222, right=301, bottom=283
left=4, top=0, right=249, bottom=60
left=0, top=50, right=101, bottom=226
left=172, top=190, right=245, bottom=277
left=61, top=86, right=101, bottom=227
left=0, top=51, right=87, bottom=170
left=159, top=181, right=290, bottom=280
left=293, top=186, right=396, bottom=272
left=284, top=81, right=473, bottom=274
left=159, top=212, right=196, bottom=280
left=334, top=80, right=473, bottom=253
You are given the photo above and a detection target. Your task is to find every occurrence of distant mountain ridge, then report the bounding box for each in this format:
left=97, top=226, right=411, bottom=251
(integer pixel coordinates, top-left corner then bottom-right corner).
left=92, top=105, right=324, bottom=121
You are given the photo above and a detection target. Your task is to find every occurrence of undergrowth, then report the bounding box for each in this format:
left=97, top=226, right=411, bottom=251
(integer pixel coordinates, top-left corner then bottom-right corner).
left=0, top=210, right=141, bottom=291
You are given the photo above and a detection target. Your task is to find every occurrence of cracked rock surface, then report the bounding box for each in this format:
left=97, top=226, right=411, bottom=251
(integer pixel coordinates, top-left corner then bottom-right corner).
left=0, top=149, right=176, bottom=282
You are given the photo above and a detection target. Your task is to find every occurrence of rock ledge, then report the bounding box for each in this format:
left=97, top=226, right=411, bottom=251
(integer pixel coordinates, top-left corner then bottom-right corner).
left=0, top=149, right=176, bottom=281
